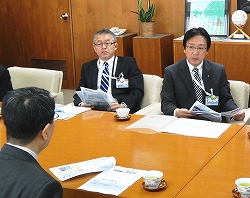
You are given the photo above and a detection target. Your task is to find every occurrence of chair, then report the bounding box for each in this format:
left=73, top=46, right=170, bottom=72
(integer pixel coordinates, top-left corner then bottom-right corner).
left=134, top=74, right=163, bottom=115
left=227, top=80, right=250, bottom=124
left=8, top=66, right=64, bottom=104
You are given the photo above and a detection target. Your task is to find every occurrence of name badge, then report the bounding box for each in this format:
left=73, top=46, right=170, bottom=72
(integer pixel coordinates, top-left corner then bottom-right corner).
left=116, top=78, right=129, bottom=88
left=205, top=95, right=219, bottom=106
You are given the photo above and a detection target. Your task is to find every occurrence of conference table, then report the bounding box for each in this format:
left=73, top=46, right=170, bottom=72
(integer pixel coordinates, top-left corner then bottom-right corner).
left=0, top=110, right=245, bottom=198
left=175, top=124, right=250, bottom=198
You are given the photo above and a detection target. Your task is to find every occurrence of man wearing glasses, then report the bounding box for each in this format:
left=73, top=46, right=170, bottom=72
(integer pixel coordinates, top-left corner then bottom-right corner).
left=73, top=29, right=144, bottom=113
left=0, top=87, right=62, bottom=198
left=161, top=27, right=245, bottom=122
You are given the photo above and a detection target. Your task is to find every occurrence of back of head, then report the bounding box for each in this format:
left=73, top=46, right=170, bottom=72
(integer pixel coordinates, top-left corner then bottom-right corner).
left=93, top=29, right=117, bottom=43
left=183, top=27, right=211, bottom=50
left=2, top=87, right=55, bottom=145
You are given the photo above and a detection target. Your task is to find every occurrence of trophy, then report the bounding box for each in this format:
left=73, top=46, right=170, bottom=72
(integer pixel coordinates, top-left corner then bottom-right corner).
left=229, top=10, right=250, bottom=39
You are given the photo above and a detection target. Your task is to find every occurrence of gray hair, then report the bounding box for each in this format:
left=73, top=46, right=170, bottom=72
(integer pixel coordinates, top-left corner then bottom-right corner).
left=93, top=29, right=117, bottom=43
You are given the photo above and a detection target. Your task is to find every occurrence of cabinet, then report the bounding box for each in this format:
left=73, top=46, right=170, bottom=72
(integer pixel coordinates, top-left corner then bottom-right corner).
left=116, top=33, right=137, bottom=57
left=174, top=38, right=250, bottom=84
left=133, top=34, right=173, bottom=77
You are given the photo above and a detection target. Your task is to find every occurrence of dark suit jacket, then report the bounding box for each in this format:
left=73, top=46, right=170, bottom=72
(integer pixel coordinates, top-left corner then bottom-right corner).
left=0, top=64, right=13, bottom=101
left=73, top=56, right=144, bottom=113
left=0, top=144, right=63, bottom=198
left=161, top=59, right=238, bottom=117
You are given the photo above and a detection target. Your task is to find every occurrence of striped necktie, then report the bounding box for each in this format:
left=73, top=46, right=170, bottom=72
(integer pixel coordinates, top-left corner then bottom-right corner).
left=100, top=62, right=109, bottom=92
left=192, top=68, right=204, bottom=103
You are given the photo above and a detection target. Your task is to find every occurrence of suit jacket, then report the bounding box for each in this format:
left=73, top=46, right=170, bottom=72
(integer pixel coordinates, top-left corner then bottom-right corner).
left=0, top=144, right=63, bottom=198
left=0, top=64, right=13, bottom=101
left=161, top=59, right=238, bottom=117
left=73, top=56, right=144, bottom=113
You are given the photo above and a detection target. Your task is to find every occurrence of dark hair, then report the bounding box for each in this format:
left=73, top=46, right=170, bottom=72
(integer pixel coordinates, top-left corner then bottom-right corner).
left=2, top=87, right=55, bottom=145
left=183, top=27, right=211, bottom=51
left=93, top=29, right=117, bottom=43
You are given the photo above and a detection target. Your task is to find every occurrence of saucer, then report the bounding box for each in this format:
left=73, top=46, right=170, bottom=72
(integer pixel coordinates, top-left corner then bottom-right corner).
left=114, top=115, right=131, bottom=121
left=142, top=180, right=167, bottom=192
left=232, top=188, right=242, bottom=198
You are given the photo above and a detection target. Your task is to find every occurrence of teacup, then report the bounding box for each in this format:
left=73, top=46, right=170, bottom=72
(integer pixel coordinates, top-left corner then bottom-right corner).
left=116, top=108, right=130, bottom=118
left=235, top=178, right=250, bottom=198
left=143, top=170, right=163, bottom=190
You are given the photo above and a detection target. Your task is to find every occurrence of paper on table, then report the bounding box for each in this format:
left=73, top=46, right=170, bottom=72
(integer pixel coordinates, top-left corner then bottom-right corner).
left=161, top=118, right=230, bottom=138
left=126, top=115, right=177, bottom=132
left=126, top=115, right=230, bottom=138
left=78, top=166, right=144, bottom=196
left=55, top=104, right=91, bottom=120
left=49, top=156, right=116, bottom=181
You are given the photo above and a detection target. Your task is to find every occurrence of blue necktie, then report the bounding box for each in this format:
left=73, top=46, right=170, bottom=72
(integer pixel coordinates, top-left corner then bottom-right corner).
left=100, top=62, right=109, bottom=92
left=192, top=68, right=204, bottom=103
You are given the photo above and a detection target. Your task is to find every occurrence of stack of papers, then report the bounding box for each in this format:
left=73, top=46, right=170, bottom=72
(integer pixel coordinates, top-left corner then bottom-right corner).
left=126, top=115, right=230, bottom=138
left=55, top=104, right=91, bottom=120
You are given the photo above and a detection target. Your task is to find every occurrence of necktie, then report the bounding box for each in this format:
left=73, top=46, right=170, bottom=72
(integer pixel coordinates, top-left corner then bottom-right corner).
left=100, top=62, right=109, bottom=92
left=192, top=68, right=204, bottom=103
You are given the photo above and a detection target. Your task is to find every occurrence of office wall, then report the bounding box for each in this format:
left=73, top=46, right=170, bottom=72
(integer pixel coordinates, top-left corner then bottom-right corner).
left=0, top=0, right=247, bottom=88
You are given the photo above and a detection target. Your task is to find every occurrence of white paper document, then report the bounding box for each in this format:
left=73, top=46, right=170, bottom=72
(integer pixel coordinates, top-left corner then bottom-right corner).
left=77, top=87, right=113, bottom=111
left=189, top=101, right=241, bottom=122
left=126, top=115, right=230, bottom=138
left=55, top=104, right=91, bottom=120
left=78, top=166, right=144, bottom=196
left=49, top=156, right=116, bottom=181
left=161, top=118, right=230, bottom=138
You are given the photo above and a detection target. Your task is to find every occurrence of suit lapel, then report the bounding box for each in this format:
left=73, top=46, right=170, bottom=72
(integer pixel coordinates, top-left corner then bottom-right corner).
left=179, top=60, right=196, bottom=97
left=202, top=60, right=212, bottom=92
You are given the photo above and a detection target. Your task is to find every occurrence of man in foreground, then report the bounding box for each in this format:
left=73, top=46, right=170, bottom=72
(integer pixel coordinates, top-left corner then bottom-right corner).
left=0, top=87, right=63, bottom=198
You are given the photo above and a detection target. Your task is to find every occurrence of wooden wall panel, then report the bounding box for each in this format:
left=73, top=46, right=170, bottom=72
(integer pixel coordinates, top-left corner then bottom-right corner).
left=0, top=0, right=24, bottom=67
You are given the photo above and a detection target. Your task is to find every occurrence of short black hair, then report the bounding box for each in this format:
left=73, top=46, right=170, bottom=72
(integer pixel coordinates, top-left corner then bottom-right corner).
left=183, top=27, right=211, bottom=51
left=2, top=87, right=55, bottom=145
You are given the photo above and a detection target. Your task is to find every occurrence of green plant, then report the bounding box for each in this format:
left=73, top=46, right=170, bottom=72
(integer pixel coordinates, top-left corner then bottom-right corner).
left=131, top=0, right=156, bottom=22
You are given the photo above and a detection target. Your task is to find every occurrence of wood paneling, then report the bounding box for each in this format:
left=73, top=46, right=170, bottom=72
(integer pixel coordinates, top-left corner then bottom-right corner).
left=0, top=0, right=248, bottom=88
left=0, top=0, right=24, bottom=67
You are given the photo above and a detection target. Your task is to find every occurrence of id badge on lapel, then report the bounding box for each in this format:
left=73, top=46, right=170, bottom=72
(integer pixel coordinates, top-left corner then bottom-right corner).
left=205, top=95, right=219, bottom=106
left=116, top=72, right=129, bottom=88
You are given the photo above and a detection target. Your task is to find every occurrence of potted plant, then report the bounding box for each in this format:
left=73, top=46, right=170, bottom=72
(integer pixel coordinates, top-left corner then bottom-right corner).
left=131, top=0, right=156, bottom=36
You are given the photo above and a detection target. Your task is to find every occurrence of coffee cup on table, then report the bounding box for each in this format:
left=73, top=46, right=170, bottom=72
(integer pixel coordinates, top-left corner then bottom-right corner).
left=235, top=178, right=250, bottom=198
left=116, top=108, right=130, bottom=118
left=143, top=170, right=163, bottom=190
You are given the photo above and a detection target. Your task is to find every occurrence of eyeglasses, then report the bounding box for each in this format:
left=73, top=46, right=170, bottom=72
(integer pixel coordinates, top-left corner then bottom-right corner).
left=54, top=112, right=59, bottom=120
left=186, top=46, right=207, bottom=52
left=94, top=42, right=116, bottom=47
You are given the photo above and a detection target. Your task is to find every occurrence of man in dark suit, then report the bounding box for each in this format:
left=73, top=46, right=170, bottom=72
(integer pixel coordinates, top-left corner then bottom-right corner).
left=0, top=64, right=13, bottom=101
left=73, top=29, right=144, bottom=113
left=161, top=27, right=245, bottom=121
left=0, top=87, right=63, bottom=198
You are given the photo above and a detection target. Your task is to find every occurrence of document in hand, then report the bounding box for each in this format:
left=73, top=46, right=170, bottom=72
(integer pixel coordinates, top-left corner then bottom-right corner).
left=49, top=156, right=116, bottom=181
left=189, top=101, right=241, bottom=122
left=76, top=87, right=112, bottom=110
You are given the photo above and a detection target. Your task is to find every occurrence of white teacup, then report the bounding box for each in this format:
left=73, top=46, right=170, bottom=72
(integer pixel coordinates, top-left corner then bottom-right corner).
left=143, top=170, right=163, bottom=190
left=235, top=178, right=250, bottom=198
left=116, top=108, right=130, bottom=118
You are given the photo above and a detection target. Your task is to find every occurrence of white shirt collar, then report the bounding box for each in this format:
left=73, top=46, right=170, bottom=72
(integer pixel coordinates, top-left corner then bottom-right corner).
left=6, top=142, right=38, bottom=161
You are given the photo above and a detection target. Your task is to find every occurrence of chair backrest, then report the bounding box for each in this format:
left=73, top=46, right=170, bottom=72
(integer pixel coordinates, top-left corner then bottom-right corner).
left=8, top=66, right=63, bottom=93
left=228, top=80, right=249, bottom=109
left=140, top=74, right=163, bottom=108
